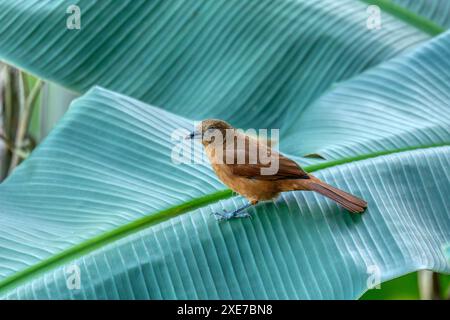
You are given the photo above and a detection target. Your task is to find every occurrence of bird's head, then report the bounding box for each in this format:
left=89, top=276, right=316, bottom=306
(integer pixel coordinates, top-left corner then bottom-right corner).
left=187, top=119, right=233, bottom=146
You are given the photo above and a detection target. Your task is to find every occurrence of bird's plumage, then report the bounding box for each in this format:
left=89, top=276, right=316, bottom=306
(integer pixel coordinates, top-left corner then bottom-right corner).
left=192, top=119, right=367, bottom=217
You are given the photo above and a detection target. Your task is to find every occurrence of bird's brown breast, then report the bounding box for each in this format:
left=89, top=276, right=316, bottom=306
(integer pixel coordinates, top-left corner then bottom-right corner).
left=206, top=145, right=280, bottom=201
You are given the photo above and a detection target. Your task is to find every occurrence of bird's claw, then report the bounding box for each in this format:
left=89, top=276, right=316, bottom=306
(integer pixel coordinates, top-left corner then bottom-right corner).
left=213, top=212, right=229, bottom=221
left=210, top=209, right=227, bottom=216
left=212, top=210, right=252, bottom=221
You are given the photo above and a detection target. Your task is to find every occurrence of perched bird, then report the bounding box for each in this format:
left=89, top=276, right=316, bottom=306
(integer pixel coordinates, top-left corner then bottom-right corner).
left=188, top=119, right=367, bottom=220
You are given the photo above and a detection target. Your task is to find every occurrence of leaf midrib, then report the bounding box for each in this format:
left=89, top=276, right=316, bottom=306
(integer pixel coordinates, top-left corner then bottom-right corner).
left=0, top=142, right=448, bottom=295
left=359, top=0, right=445, bottom=35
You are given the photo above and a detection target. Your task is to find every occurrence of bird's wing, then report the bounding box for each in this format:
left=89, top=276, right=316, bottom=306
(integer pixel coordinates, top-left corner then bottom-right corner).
left=225, top=138, right=309, bottom=180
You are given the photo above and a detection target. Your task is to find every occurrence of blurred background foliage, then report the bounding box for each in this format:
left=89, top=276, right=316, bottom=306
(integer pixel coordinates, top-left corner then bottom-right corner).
left=0, top=66, right=76, bottom=181
left=362, top=272, right=450, bottom=300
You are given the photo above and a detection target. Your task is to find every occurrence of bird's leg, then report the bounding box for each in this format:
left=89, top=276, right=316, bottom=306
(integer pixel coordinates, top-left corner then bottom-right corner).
left=214, top=200, right=258, bottom=221
left=214, top=203, right=251, bottom=220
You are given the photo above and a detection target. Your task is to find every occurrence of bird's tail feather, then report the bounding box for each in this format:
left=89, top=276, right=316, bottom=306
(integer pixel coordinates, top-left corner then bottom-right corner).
left=290, top=177, right=367, bottom=214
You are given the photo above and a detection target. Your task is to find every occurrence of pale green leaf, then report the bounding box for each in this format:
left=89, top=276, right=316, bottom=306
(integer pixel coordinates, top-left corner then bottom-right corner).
left=391, top=0, right=450, bottom=29
left=0, top=0, right=449, bottom=300
left=0, top=0, right=432, bottom=130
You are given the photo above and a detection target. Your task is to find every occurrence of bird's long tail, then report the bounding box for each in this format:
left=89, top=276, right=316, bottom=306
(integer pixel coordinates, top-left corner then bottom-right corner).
left=287, top=176, right=367, bottom=214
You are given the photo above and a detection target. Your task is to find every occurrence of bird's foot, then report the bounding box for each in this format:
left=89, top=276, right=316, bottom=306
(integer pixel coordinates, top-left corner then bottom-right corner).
left=213, top=209, right=252, bottom=221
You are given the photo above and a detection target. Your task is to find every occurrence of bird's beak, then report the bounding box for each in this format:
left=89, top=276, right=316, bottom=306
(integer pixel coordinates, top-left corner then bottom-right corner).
left=186, top=130, right=201, bottom=140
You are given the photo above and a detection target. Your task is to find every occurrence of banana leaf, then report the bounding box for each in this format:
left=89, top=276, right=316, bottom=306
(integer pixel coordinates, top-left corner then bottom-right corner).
left=1, top=29, right=450, bottom=298
left=0, top=0, right=436, bottom=131
left=0, top=0, right=449, bottom=299
left=283, top=29, right=450, bottom=157
left=390, top=0, right=450, bottom=28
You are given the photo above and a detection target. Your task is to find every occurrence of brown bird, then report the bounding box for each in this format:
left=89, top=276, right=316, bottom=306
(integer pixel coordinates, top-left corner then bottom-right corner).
left=188, top=119, right=367, bottom=219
